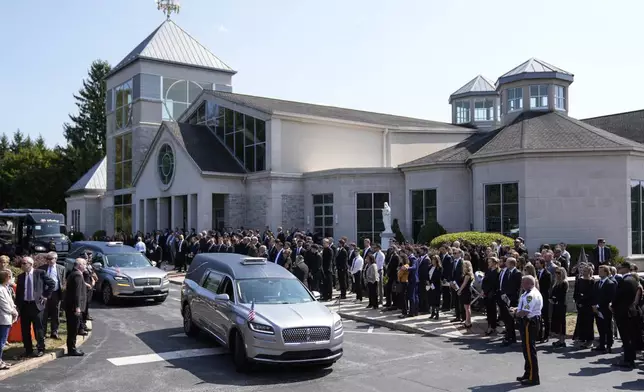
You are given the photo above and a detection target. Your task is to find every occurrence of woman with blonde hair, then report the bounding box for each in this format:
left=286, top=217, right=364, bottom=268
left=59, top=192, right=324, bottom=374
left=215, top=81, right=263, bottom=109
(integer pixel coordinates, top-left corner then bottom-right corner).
left=457, top=260, right=475, bottom=329
left=550, top=266, right=569, bottom=348
left=523, top=262, right=539, bottom=291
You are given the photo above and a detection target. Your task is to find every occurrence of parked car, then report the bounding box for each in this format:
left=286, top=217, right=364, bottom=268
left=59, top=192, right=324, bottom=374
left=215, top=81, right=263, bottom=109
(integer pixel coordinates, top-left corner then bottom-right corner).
left=181, top=253, right=343, bottom=371
left=62, top=241, right=170, bottom=305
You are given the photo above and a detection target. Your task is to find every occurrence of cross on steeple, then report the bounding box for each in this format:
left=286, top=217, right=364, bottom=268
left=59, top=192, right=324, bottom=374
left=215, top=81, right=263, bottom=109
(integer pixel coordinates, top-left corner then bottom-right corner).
left=156, top=0, right=181, bottom=20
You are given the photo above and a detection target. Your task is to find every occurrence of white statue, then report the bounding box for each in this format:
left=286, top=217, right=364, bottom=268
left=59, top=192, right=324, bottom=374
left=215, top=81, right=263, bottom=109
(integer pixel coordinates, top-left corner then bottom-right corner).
left=382, top=202, right=392, bottom=233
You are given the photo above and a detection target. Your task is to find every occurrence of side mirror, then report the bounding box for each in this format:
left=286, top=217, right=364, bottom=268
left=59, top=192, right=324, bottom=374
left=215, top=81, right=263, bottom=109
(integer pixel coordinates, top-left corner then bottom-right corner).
left=151, top=261, right=157, bottom=267
left=312, top=291, right=321, bottom=300
left=92, top=262, right=102, bottom=270
left=214, top=293, right=230, bottom=301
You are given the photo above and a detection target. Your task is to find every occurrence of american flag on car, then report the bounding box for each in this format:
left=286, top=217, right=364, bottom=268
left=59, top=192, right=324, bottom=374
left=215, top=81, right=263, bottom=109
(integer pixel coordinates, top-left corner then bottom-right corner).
left=247, top=300, right=255, bottom=322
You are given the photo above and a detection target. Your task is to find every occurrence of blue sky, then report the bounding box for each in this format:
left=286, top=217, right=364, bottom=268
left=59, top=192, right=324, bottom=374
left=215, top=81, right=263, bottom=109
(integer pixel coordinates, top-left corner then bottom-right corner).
left=2, top=0, right=643, bottom=146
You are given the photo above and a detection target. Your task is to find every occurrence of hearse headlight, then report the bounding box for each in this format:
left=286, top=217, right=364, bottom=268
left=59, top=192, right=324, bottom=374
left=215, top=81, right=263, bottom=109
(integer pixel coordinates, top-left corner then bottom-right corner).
left=334, top=318, right=343, bottom=331
left=248, top=322, right=274, bottom=335
left=114, top=275, right=130, bottom=286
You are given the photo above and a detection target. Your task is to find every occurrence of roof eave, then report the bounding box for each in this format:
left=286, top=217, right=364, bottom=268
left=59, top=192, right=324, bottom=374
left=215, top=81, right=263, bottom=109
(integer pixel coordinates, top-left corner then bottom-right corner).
left=470, top=146, right=643, bottom=162
left=105, top=57, right=237, bottom=80
left=398, top=161, right=467, bottom=171
left=496, top=72, right=574, bottom=89
left=448, top=90, right=499, bottom=104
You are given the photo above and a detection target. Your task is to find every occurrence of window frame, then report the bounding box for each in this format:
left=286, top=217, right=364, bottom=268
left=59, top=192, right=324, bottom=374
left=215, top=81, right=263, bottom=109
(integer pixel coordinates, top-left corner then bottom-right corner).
left=312, top=194, right=334, bottom=238
left=114, top=133, right=133, bottom=190
left=202, top=270, right=224, bottom=293
left=410, top=189, right=437, bottom=242
left=455, top=100, right=471, bottom=124
left=114, top=79, right=133, bottom=130
left=529, top=85, right=549, bottom=109
left=356, top=192, right=390, bottom=245
left=484, top=182, right=519, bottom=237
left=506, top=87, right=523, bottom=112
left=554, top=85, right=565, bottom=110
left=474, top=99, right=495, bottom=121
left=113, top=194, right=133, bottom=233
left=631, top=180, right=644, bottom=254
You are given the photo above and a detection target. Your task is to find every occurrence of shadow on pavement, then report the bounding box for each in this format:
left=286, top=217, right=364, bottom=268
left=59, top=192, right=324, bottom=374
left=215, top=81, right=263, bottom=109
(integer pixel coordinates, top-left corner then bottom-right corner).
left=135, top=327, right=333, bottom=387
left=468, top=381, right=526, bottom=391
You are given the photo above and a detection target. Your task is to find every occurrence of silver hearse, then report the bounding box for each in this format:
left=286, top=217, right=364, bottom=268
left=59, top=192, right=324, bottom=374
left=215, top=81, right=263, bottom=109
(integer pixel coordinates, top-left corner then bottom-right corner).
left=181, top=253, right=343, bottom=371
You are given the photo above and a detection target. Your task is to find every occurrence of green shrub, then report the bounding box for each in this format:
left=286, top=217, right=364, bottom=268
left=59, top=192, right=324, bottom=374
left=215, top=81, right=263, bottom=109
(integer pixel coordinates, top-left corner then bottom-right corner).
left=71, top=232, right=86, bottom=242
left=392, top=218, right=406, bottom=244
left=549, top=243, right=619, bottom=266
left=92, top=230, right=107, bottom=240
left=9, top=265, right=22, bottom=279
left=417, top=221, right=447, bottom=245
left=430, top=231, right=514, bottom=249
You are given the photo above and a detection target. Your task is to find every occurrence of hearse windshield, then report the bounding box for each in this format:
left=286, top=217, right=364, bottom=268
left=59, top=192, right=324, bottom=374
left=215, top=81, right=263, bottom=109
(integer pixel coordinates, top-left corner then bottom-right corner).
left=32, top=222, right=65, bottom=237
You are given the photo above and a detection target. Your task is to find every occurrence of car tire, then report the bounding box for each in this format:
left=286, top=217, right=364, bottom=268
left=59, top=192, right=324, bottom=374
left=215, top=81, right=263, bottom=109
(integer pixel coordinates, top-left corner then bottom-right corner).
left=183, top=304, right=199, bottom=337
left=102, top=283, right=114, bottom=306
left=232, top=331, right=249, bottom=373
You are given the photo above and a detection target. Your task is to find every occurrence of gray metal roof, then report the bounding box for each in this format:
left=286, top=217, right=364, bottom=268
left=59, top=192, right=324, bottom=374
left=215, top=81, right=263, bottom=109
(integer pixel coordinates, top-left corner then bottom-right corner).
left=496, top=58, right=574, bottom=87
left=448, top=75, right=497, bottom=103
left=108, top=20, right=235, bottom=77
left=66, top=157, right=106, bottom=194
left=582, top=109, right=644, bottom=144
left=472, top=111, right=643, bottom=158
left=206, top=91, right=469, bottom=130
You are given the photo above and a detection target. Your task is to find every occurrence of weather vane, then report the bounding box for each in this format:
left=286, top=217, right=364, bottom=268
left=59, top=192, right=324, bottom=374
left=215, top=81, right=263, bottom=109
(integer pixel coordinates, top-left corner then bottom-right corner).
left=156, top=0, right=181, bottom=19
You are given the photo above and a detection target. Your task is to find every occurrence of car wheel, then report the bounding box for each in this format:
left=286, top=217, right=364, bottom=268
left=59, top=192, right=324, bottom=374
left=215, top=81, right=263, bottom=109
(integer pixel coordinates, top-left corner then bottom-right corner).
left=183, top=304, right=199, bottom=337
left=232, top=331, right=249, bottom=372
left=102, top=283, right=113, bottom=306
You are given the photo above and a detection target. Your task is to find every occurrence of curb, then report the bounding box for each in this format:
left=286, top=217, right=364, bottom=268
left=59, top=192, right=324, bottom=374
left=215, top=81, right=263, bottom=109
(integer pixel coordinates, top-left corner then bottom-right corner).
left=0, top=321, right=93, bottom=382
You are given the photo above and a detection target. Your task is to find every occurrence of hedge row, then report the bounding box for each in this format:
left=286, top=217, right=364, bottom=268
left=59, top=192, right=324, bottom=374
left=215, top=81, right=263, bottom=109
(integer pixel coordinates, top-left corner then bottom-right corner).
left=429, top=232, right=514, bottom=248
left=547, top=244, right=620, bottom=265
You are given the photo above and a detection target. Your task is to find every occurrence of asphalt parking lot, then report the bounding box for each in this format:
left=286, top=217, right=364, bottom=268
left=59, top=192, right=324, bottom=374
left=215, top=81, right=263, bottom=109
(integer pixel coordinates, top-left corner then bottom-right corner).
left=1, top=286, right=642, bottom=392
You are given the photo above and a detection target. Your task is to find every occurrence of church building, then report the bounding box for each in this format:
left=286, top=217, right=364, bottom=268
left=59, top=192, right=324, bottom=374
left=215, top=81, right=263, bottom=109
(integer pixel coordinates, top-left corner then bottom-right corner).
left=66, top=18, right=644, bottom=259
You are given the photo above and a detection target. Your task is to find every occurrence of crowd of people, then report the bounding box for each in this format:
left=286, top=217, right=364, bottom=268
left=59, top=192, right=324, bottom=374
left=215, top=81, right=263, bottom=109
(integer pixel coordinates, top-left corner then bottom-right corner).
left=0, top=251, right=96, bottom=369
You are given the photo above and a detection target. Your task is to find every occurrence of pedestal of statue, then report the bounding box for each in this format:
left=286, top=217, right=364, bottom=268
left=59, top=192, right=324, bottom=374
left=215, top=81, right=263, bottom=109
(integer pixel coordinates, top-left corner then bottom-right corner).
left=380, top=232, right=395, bottom=251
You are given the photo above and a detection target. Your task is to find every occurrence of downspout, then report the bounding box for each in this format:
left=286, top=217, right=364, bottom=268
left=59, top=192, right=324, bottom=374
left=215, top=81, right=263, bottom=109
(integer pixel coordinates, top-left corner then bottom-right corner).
left=383, top=128, right=390, bottom=167
left=467, top=160, right=474, bottom=231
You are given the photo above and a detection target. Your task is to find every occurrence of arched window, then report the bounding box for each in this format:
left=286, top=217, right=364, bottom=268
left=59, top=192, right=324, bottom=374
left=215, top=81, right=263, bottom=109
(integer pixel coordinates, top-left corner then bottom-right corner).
left=157, top=144, right=175, bottom=186
left=162, top=78, right=211, bottom=121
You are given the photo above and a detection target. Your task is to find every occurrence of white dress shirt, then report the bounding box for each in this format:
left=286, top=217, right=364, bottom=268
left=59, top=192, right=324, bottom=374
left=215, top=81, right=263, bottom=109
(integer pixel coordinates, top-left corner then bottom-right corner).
left=350, top=256, right=364, bottom=275
left=135, top=241, right=146, bottom=253
left=375, top=251, right=385, bottom=270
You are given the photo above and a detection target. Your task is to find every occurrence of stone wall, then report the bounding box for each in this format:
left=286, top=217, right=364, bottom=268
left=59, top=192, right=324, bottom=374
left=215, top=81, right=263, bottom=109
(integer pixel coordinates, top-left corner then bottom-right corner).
left=281, top=194, right=305, bottom=229
left=132, top=126, right=158, bottom=178
left=103, top=206, right=115, bottom=236
left=225, top=194, right=246, bottom=229
left=245, top=194, right=267, bottom=229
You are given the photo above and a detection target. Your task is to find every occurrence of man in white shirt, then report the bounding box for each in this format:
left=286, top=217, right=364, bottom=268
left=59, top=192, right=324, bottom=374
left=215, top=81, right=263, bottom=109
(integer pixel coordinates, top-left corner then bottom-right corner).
left=39, top=252, right=65, bottom=339
left=349, top=244, right=364, bottom=302
left=511, top=275, right=543, bottom=386
left=374, top=244, right=385, bottom=305
left=134, top=237, right=146, bottom=254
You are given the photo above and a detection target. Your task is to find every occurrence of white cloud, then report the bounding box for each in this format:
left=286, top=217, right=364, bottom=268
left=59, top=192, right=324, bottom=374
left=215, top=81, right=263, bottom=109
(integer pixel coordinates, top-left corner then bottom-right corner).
left=218, top=25, right=229, bottom=33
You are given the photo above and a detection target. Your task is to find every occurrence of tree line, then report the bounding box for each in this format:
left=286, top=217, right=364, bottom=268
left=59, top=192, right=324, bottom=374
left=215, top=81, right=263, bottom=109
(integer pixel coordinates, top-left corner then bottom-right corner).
left=0, top=60, right=111, bottom=213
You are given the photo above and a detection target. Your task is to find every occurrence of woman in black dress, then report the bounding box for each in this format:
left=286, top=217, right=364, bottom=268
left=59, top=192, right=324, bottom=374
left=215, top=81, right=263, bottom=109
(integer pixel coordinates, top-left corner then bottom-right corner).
left=482, top=257, right=500, bottom=335
left=457, top=260, right=474, bottom=329
left=551, top=266, right=569, bottom=348
left=427, top=255, right=442, bottom=319
left=574, top=264, right=595, bottom=348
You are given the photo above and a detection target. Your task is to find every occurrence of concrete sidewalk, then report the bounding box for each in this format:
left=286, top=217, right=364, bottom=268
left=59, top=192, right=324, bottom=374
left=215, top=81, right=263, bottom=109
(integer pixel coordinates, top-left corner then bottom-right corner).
left=321, top=292, right=492, bottom=339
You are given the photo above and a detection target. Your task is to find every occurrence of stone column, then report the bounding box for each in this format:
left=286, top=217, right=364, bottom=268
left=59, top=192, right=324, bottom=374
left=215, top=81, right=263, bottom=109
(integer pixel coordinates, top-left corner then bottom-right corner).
left=187, top=195, right=193, bottom=232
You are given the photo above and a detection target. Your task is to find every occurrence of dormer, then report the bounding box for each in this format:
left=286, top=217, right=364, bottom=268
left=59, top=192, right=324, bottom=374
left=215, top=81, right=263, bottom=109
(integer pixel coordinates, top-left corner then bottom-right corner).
left=449, top=75, right=499, bottom=130
left=496, top=58, right=574, bottom=125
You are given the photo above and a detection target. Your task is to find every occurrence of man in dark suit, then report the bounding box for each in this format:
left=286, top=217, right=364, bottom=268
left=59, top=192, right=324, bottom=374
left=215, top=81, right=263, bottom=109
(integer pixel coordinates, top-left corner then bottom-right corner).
left=591, top=238, right=612, bottom=272
left=335, top=239, right=349, bottom=299
left=384, top=247, right=400, bottom=307
left=500, top=257, right=523, bottom=346
left=64, top=258, right=88, bottom=356
left=15, top=256, right=55, bottom=357
left=175, top=235, right=188, bottom=272
left=321, top=239, right=334, bottom=301
left=611, top=262, right=640, bottom=368
left=417, top=246, right=431, bottom=313
left=149, top=241, right=163, bottom=267
left=439, top=246, right=454, bottom=311
left=593, top=265, right=617, bottom=353
left=39, top=252, right=66, bottom=339
left=450, top=248, right=465, bottom=322
left=535, top=258, right=552, bottom=342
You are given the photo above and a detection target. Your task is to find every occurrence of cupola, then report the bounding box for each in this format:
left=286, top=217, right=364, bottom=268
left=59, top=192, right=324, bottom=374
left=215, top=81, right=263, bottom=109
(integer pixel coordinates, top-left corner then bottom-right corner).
left=449, top=75, right=499, bottom=130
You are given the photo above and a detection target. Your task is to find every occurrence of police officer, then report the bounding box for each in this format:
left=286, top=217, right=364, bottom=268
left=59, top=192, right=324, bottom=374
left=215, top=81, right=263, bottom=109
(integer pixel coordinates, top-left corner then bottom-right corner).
left=511, top=275, right=543, bottom=386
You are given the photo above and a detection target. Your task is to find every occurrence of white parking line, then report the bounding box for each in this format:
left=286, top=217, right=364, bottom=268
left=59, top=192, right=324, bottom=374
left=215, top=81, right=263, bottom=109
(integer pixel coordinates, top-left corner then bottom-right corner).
left=367, top=326, right=374, bottom=333
left=343, top=330, right=414, bottom=336
left=170, top=297, right=181, bottom=301
left=107, top=348, right=226, bottom=366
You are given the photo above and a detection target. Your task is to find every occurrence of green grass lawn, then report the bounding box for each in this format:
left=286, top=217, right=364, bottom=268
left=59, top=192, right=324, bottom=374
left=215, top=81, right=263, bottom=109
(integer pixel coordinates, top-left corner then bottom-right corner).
left=565, top=312, right=599, bottom=337
left=2, top=315, right=69, bottom=365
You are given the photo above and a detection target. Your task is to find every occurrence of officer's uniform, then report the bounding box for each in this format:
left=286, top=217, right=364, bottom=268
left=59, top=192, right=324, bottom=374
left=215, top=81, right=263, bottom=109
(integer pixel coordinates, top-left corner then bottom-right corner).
left=517, top=287, right=543, bottom=385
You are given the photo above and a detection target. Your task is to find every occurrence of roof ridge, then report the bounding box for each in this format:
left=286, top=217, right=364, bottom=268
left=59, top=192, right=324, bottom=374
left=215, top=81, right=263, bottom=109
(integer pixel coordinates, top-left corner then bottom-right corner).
left=554, top=111, right=643, bottom=147
left=208, top=90, right=462, bottom=127
left=582, top=108, right=644, bottom=121
left=167, top=20, right=234, bottom=71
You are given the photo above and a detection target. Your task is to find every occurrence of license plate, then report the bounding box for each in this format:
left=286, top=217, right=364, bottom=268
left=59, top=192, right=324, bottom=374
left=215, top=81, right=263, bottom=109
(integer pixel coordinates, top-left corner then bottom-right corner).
left=143, top=287, right=154, bottom=294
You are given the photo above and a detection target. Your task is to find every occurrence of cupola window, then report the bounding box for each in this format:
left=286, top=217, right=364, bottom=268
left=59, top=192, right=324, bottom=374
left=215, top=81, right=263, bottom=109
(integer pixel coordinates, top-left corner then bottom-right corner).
left=554, top=85, right=565, bottom=110
left=529, top=85, right=548, bottom=109
left=474, top=99, right=495, bottom=121
left=507, top=87, right=523, bottom=112
left=455, top=101, right=471, bottom=124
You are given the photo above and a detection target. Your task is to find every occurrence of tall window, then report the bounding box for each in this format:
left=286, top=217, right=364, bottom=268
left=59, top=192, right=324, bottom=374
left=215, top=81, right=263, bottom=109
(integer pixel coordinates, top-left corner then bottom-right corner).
left=114, top=80, right=133, bottom=130
left=529, top=85, right=548, bottom=109
left=484, top=183, right=519, bottom=236
left=506, top=87, right=523, bottom=112
left=455, top=101, right=471, bottom=124
left=203, top=102, right=266, bottom=172
left=313, top=194, right=334, bottom=238
left=114, top=194, right=132, bottom=233
left=474, top=99, right=495, bottom=121
left=631, top=181, right=644, bottom=254
left=162, top=78, right=212, bottom=121
left=187, top=102, right=207, bottom=125
left=411, top=189, right=437, bottom=242
left=71, top=209, right=80, bottom=232
left=356, top=192, right=390, bottom=244
left=114, top=133, right=133, bottom=189
left=554, top=85, right=565, bottom=110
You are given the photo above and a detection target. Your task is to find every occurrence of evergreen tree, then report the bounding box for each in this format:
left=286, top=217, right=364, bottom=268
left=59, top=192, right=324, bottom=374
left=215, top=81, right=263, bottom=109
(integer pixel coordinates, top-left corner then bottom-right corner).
left=10, top=129, right=24, bottom=153
left=0, top=133, right=8, bottom=158
left=63, top=59, right=111, bottom=176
